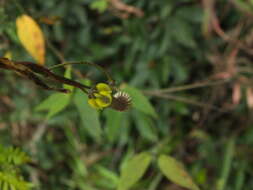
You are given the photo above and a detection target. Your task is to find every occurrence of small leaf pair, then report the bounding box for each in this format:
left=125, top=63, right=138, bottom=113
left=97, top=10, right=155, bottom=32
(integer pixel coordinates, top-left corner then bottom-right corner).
left=118, top=153, right=200, bottom=190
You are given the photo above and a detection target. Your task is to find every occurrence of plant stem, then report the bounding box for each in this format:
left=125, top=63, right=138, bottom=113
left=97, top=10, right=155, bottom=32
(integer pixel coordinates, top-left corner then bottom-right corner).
left=144, top=79, right=230, bottom=94
left=49, top=61, right=114, bottom=84
left=46, top=38, right=65, bottom=62
left=144, top=92, right=228, bottom=112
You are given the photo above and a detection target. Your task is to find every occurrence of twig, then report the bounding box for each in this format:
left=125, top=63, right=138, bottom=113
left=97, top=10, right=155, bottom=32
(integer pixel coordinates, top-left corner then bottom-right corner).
left=210, top=4, right=253, bottom=56
left=107, top=0, right=144, bottom=18
left=144, top=92, right=227, bottom=112
left=144, top=79, right=230, bottom=94
left=45, top=38, right=65, bottom=62
left=49, top=61, right=115, bottom=85
left=26, top=121, right=48, bottom=188
left=27, top=122, right=48, bottom=148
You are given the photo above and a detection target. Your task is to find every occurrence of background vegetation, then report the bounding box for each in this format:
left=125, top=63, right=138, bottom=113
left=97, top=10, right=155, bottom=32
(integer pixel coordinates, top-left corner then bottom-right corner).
left=1, top=0, right=253, bottom=189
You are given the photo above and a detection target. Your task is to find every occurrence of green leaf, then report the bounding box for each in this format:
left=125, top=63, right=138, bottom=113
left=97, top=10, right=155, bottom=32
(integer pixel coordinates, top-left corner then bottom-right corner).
left=74, top=89, right=102, bottom=142
left=63, top=66, right=74, bottom=91
left=0, top=172, right=32, bottom=190
left=123, top=85, right=158, bottom=118
left=170, top=18, right=196, bottom=48
left=35, top=93, right=71, bottom=119
left=216, top=137, right=235, bottom=190
left=35, top=67, right=72, bottom=119
left=95, top=165, right=119, bottom=188
left=158, top=155, right=199, bottom=190
left=3, top=181, right=8, bottom=190
left=90, top=0, right=108, bottom=13
left=0, top=145, right=30, bottom=165
left=118, top=152, right=152, bottom=190
left=104, top=109, right=124, bottom=143
left=234, top=0, right=253, bottom=13
left=132, top=110, right=158, bottom=142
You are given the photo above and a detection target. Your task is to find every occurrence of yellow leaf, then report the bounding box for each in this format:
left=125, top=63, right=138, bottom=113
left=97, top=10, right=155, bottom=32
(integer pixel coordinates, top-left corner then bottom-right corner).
left=16, top=14, right=45, bottom=65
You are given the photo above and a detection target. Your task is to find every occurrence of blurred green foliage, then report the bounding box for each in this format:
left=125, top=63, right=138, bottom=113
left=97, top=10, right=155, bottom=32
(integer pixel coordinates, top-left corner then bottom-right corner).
left=1, top=0, right=253, bottom=190
left=0, top=145, right=32, bottom=190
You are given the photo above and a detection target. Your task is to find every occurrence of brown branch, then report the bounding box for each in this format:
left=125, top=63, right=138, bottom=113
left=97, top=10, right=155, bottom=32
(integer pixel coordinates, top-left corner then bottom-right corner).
left=107, top=0, right=144, bottom=18
left=0, top=58, right=90, bottom=93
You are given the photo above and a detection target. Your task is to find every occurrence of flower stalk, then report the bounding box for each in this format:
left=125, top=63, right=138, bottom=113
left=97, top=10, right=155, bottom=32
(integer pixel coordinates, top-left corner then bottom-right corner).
left=0, top=57, right=131, bottom=111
